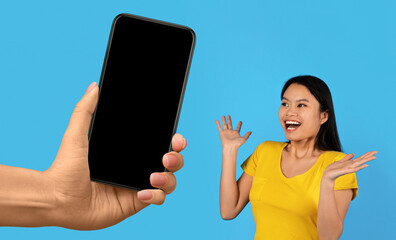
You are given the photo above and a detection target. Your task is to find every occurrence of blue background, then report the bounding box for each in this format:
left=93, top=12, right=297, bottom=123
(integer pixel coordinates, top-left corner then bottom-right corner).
left=1, top=0, right=395, bottom=239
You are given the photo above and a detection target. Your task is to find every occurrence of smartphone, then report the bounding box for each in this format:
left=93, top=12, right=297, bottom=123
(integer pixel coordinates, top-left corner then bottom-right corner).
left=88, top=13, right=195, bottom=191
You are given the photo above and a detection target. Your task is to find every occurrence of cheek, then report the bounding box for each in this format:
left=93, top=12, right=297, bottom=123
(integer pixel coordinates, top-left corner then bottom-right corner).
left=304, top=112, right=322, bottom=130
left=278, top=109, right=284, bottom=124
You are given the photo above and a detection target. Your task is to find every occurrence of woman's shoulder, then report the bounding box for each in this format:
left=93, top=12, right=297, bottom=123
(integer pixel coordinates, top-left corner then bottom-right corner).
left=254, top=140, right=288, bottom=153
left=322, top=150, right=347, bottom=164
left=247, top=141, right=286, bottom=167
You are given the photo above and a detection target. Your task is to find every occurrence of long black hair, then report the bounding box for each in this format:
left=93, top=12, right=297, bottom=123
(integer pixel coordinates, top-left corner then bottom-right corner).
left=280, top=75, right=342, bottom=152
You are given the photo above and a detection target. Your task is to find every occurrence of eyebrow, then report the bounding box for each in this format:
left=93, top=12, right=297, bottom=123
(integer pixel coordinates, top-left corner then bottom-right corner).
left=282, top=97, right=310, bottom=102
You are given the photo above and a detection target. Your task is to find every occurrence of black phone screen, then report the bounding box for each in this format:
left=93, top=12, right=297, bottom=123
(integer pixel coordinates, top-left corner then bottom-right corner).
left=88, top=14, right=195, bottom=191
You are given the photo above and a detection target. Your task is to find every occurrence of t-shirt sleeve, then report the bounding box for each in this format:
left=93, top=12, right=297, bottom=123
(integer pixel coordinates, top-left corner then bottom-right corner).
left=241, top=142, right=264, bottom=177
left=332, top=153, right=359, bottom=200
left=241, top=154, right=255, bottom=176
left=335, top=172, right=358, bottom=200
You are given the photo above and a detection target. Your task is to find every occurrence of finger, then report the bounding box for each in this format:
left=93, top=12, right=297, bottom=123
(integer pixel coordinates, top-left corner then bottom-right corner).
left=336, top=164, right=369, bottom=177
left=171, top=133, right=187, bottom=152
left=351, top=151, right=377, bottom=163
left=365, top=151, right=378, bottom=157
left=227, top=115, right=233, bottom=129
left=354, top=151, right=377, bottom=161
left=356, top=164, right=369, bottom=171
left=64, top=82, right=99, bottom=137
left=137, top=189, right=166, bottom=205
left=243, top=131, right=252, bottom=140
left=150, top=172, right=177, bottom=194
left=163, top=152, right=184, bottom=172
left=353, top=156, right=376, bottom=166
left=339, top=153, right=354, bottom=162
left=235, top=121, right=242, bottom=132
left=216, top=119, right=223, bottom=132
left=222, top=116, right=228, bottom=129
left=354, top=151, right=370, bottom=161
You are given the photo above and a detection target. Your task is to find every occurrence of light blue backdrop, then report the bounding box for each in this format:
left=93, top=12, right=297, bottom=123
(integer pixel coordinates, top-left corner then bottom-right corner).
left=1, top=0, right=395, bottom=239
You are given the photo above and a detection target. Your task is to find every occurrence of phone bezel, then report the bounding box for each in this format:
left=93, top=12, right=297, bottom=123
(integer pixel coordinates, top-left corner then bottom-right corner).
left=87, top=13, right=196, bottom=191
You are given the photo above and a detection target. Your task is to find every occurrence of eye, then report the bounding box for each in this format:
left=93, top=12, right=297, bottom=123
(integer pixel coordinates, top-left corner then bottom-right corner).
left=281, top=102, right=288, bottom=107
left=297, top=103, right=306, bottom=108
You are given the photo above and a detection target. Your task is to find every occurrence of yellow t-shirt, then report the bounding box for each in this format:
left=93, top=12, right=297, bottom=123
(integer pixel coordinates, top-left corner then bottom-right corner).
left=241, top=141, right=358, bottom=240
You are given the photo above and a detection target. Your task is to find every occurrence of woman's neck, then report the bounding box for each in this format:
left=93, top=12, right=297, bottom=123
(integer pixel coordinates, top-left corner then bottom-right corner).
left=286, top=138, right=323, bottom=160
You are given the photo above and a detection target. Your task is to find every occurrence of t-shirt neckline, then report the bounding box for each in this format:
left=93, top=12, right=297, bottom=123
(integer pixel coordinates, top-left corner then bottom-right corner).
left=278, top=142, right=327, bottom=180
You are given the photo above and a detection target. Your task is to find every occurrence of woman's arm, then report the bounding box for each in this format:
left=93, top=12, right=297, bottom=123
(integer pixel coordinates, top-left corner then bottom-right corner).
left=317, top=151, right=377, bottom=240
left=317, top=180, right=352, bottom=239
left=216, top=115, right=252, bottom=220
left=220, top=146, right=253, bottom=219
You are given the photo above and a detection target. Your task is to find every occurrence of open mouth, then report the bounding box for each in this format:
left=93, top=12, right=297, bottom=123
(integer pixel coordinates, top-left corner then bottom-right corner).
left=285, top=120, right=301, bottom=131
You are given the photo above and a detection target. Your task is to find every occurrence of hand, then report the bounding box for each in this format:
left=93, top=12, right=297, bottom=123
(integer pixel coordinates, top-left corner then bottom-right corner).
left=43, top=82, right=186, bottom=230
left=216, top=115, right=252, bottom=149
left=322, top=151, right=377, bottom=183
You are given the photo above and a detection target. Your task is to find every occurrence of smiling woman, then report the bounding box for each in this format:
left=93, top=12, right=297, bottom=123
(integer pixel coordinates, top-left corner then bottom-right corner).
left=216, top=75, right=377, bottom=240
left=279, top=76, right=342, bottom=152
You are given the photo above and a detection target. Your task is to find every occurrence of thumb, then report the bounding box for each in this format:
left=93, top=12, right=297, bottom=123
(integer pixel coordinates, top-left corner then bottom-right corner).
left=49, top=82, right=99, bottom=175
left=65, top=82, right=99, bottom=137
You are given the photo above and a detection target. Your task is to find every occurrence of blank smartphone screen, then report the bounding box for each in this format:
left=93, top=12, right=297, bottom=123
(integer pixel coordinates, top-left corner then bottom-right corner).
left=88, top=14, right=195, bottom=190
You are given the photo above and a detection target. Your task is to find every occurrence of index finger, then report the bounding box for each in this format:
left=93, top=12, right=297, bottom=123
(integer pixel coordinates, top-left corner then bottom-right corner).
left=216, top=119, right=223, bottom=132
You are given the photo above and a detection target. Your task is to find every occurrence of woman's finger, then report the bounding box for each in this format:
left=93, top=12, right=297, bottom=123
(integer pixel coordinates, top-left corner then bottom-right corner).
left=353, top=151, right=377, bottom=162
left=222, top=116, right=228, bottom=129
left=243, top=131, right=252, bottom=140
left=339, top=153, right=354, bottom=162
left=216, top=119, right=223, bottom=132
left=352, top=156, right=376, bottom=166
left=227, top=115, right=233, bottom=129
left=355, top=164, right=369, bottom=172
left=235, top=121, right=242, bottom=132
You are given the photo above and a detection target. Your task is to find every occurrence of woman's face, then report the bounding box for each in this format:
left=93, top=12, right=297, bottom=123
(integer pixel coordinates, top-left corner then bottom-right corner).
left=278, top=83, right=328, bottom=143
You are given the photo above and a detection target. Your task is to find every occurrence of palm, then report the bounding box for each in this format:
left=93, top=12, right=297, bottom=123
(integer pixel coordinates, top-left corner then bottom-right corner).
left=46, top=150, right=164, bottom=230
left=86, top=183, right=144, bottom=229
left=216, top=115, right=251, bottom=148
left=323, top=151, right=377, bottom=182
left=44, top=133, right=145, bottom=229
left=220, top=129, right=247, bottom=146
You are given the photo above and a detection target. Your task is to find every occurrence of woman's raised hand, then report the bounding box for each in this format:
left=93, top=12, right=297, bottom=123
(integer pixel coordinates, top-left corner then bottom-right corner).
left=216, top=115, right=252, bottom=149
left=323, top=151, right=377, bottom=183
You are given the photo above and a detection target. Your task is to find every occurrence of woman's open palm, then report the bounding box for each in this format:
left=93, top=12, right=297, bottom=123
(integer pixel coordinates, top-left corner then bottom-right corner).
left=216, top=115, right=252, bottom=148
left=323, top=151, right=377, bottom=182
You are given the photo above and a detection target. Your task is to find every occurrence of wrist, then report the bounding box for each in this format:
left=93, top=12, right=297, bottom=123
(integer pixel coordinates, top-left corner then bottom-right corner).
left=0, top=166, right=58, bottom=227
left=320, top=175, right=335, bottom=189
left=222, top=145, right=239, bottom=154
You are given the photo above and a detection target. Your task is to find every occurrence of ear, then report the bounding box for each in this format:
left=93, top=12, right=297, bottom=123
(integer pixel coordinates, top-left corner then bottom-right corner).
left=320, top=110, right=329, bottom=125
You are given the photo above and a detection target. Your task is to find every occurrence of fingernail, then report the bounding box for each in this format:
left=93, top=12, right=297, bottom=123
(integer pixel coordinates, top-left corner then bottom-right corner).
left=85, top=82, right=97, bottom=95
left=176, top=134, right=187, bottom=149
left=163, top=154, right=178, bottom=169
left=151, top=173, right=168, bottom=186
left=137, top=190, right=153, bottom=200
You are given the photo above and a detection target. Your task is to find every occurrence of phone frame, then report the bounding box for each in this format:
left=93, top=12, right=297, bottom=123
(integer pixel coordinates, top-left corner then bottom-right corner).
left=87, top=13, right=196, bottom=191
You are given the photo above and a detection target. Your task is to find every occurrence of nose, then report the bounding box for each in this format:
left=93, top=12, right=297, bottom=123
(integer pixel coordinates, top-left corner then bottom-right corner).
left=286, top=106, right=297, bottom=117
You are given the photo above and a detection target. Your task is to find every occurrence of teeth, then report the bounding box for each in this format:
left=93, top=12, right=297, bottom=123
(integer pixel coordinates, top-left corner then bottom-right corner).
left=285, top=121, right=301, bottom=125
